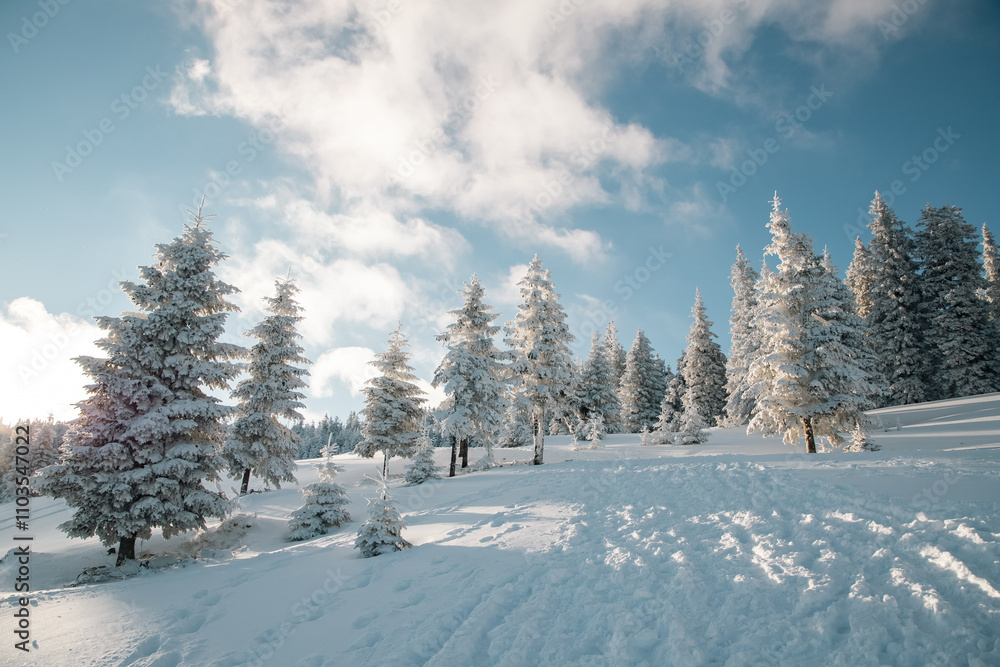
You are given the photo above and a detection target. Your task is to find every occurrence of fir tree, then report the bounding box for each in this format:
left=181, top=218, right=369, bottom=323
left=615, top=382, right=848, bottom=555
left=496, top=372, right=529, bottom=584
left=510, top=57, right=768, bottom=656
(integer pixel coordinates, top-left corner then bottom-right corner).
left=865, top=193, right=928, bottom=405
left=498, top=389, right=533, bottom=448
left=845, top=237, right=876, bottom=319
left=355, top=481, right=410, bottom=558
left=358, top=324, right=427, bottom=478
left=917, top=205, right=1000, bottom=398
left=845, top=422, right=879, bottom=452
left=604, top=321, right=628, bottom=389
left=682, top=290, right=728, bottom=427
left=618, top=329, right=661, bottom=433
left=405, top=431, right=441, bottom=485
left=577, top=332, right=621, bottom=431
left=653, top=392, right=677, bottom=445
left=984, top=224, right=1000, bottom=322
left=724, top=246, right=760, bottom=427
left=433, top=276, right=508, bottom=475
left=662, top=354, right=687, bottom=433
left=748, top=196, right=879, bottom=453
left=37, top=204, right=242, bottom=565
left=504, top=256, right=575, bottom=465
left=223, top=278, right=310, bottom=495
left=286, top=446, right=351, bottom=541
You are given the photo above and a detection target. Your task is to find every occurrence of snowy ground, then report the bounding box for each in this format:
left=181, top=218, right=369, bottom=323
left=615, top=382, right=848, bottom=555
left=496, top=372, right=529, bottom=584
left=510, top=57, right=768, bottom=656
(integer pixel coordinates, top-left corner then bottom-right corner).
left=2, top=394, right=999, bottom=666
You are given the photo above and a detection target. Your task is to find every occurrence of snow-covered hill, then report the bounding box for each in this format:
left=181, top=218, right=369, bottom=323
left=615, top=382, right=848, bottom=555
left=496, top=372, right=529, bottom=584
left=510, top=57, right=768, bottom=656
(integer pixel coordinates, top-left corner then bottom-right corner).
left=3, top=394, right=999, bottom=666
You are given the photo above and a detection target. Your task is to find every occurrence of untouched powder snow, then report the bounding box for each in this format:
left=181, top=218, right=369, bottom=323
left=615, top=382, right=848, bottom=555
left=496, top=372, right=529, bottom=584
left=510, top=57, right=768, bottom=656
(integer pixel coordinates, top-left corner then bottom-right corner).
left=2, top=394, right=1000, bottom=666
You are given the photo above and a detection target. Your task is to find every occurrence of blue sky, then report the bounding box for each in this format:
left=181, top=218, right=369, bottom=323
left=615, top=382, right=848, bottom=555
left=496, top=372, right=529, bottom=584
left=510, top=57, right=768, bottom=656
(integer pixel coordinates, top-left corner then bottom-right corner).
left=2, top=0, right=998, bottom=423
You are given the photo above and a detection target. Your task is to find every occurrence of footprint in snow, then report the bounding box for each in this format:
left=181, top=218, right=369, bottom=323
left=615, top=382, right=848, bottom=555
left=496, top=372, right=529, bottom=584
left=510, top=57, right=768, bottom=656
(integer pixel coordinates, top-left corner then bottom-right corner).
left=352, top=611, right=379, bottom=629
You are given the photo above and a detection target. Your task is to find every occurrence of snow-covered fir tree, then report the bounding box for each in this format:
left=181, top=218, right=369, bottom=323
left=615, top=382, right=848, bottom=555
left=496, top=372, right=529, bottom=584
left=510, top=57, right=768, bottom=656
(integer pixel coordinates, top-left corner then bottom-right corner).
left=650, top=354, right=672, bottom=413
left=2, top=418, right=63, bottom=499
left=433, top=275, right=508, bottom=475
left=845, top=422, right=879, bottom=452
left=652, top=392, right=677, bottom=445
left=504, top=256, right=575, bottom=465
left=37, top=205, right=242, bottom=565
left=917, top=205, right=1000, bottom=398
left=222, top=278, right=310, bottom=495
left=618, top=329, right=662, bottom=433
left=661, top=354, right=687, bottom=434
left=358, top=324, right=427, bottom=477
left=724, top=246, right=760, bottom=427
left=405, top=431, right=441, bottom=485
left=577, top=332, right=621, bottom=432
left=845, top=237, right=876, bottom=319
left=681, top=290, right=728, bottom=427
left=286, top=446, right=351, bottom=541
left=498, top=389, right=534, bottom=448
left=355, top=481, right=410, bottom=558
left=678, top=393, right=709, bottom=445
left=864, top=193, right=928, bottom=405
left=984, top=224, right=1000, bottom=322
left=604, top=321, right=627, bottom=389
left=747, top=195, right=879, bottom=453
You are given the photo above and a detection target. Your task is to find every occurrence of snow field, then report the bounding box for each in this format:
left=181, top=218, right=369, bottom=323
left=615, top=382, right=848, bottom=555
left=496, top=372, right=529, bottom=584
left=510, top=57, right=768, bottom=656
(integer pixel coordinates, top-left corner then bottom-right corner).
left=1, top=395, right=999, bottom=666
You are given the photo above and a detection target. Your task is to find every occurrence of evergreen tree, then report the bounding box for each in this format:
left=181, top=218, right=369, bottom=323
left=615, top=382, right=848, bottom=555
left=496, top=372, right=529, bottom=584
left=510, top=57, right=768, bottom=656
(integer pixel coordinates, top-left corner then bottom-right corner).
left=222, top=279, right=310, bottom=495
left=650, top=353, right=672, bottom=413
left=845, top=237, right=876, bottom=319
left=355, top=481, right=410, bottom=558
left=747, top=196, right=879, bottom=453
left=604, top=321, right=627, bottom=389
left=682, top=290, right=728, bottom=427
left=504, top=256, right=575, bottom=465
left=724, top=246, right=760, bottom=427
left=37, top=204, right=242, bottom=564
left=577, top=332, right=621, bottom=431
left=984, top=224, right=1000, bottom=322
left=405, top=431, right=441, bottom=485
left=865, top=193, right=928, bottom=405
left=662, top=354, right=687, bottom=433
left=498, top=389, right=533, bottom=448
left=652, top=392, right=677, bottom=444
left=286, top=446, right=351, bottom=541
left=845, top=422, right=879, bottom=452
left=358, top=325, right=426, bottom=478
left=342, top=412, right=364, bottom=453
left=618, top=329, right=661, bottom=433
left=917, top=205, right=1000, bottom=398
left=433, top=276, right=508, bottom=475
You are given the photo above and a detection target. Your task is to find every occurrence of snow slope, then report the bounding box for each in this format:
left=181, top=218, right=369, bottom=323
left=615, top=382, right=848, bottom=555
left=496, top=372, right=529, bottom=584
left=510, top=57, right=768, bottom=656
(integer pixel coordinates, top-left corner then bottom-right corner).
left=2, top=394, right=999, bottom=666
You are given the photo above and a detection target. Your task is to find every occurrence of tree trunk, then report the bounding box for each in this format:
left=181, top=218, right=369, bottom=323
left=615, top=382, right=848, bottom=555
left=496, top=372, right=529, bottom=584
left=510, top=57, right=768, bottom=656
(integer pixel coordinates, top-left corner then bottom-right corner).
left=533, top=406, right=545, bottom=465
left=116, top=535, right=137, bottom=566
left=460, top=437, right=469, bottom=469
left=240, top=468, right=251, bottom=495
left=383, top=453, right=390, bottom=480
left=803, top=417, right=817, bottom=454
left=449, top=435, right=458, bottom=478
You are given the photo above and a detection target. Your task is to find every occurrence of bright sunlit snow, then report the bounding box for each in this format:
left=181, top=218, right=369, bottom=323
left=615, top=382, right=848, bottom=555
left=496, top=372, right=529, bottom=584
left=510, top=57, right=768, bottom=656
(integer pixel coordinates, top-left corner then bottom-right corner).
left=3, top=394, right=998, bottom=666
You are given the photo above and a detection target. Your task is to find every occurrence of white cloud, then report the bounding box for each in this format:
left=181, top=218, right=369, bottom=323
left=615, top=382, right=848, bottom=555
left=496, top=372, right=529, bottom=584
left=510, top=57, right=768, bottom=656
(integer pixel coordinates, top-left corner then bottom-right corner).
left=0, top=298, right=102, bottom=423
left=311, top=346, right=376, bottom=398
